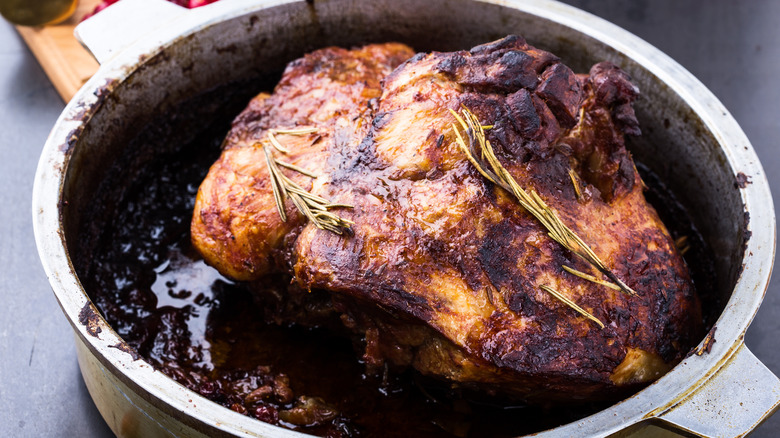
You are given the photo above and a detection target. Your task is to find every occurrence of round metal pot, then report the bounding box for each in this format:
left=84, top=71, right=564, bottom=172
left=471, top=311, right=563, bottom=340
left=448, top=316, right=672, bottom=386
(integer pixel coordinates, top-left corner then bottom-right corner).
left=33, top=0, right=779, bottom=436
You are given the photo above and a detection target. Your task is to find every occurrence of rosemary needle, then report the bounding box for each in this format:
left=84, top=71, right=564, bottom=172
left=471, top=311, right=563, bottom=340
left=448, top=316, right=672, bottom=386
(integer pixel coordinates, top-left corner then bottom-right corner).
left=262, top=143, right=288, bottom=222
left=562, top=265, right=621, bottom=291
left=266, top=127, right=320, bottom=154
left=568, top=168, right=583, bottom=200
left=540, top=284, right=605, bottom=329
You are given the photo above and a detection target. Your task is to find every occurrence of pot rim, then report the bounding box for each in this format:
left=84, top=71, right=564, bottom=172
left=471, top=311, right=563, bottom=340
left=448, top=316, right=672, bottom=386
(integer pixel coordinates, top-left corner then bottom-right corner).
left=32, top=0, right=776, bottom=436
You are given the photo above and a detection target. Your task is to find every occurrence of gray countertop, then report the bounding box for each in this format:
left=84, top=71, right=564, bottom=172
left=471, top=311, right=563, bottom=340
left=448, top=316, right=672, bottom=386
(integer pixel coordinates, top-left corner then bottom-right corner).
left=1, top=0, right=778, bottom=436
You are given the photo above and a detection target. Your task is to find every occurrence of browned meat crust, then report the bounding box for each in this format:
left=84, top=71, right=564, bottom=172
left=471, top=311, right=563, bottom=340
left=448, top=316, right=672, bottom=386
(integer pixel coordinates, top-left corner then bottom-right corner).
left=192, top=36, right=702, bottom=402
left=192, top=43, right=415, bottom=281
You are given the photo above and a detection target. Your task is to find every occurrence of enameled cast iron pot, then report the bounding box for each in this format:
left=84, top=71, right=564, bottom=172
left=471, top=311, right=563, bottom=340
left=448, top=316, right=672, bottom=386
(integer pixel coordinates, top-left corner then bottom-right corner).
left=32, top=0, right=780, bottom=436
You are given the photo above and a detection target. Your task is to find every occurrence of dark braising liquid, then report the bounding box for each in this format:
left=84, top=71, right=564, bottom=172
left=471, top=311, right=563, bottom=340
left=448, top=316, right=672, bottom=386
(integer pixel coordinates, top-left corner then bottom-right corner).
left=77, top=82, right=714, bottom=438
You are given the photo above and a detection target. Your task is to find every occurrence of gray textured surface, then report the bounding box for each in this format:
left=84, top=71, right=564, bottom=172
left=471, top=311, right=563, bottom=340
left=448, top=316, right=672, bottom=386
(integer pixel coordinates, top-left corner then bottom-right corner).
left=0, top=0, right=778, bottom=436
left=0, top=19, right=113, bottom=437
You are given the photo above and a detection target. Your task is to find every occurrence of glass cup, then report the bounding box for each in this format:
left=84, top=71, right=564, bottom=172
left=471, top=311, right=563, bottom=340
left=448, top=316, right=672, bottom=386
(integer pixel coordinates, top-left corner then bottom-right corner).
left=0, top=0, right=79, bottom=26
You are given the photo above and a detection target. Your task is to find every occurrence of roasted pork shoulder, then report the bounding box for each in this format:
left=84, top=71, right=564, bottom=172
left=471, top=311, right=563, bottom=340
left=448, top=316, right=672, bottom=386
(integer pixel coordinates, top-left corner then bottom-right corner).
left=191, top=36, right=702, bottom=402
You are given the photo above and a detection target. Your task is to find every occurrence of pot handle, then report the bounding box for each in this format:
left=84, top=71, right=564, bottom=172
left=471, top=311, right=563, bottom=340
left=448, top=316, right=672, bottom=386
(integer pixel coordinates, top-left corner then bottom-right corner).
left=654, top=343, right=780, bottom=437
left=73, top=0, right=190, bottom=64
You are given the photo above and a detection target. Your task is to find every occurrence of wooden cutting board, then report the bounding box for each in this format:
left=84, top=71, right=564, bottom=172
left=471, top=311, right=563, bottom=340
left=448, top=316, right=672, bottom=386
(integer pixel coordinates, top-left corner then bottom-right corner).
left=15, top=0, right=103, bottom=102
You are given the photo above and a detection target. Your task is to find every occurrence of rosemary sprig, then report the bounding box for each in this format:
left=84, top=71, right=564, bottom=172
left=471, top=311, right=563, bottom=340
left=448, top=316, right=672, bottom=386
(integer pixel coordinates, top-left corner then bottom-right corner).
left=258, top=127, right=354, bottom=235
left=449, top=106, right=636, bottom=297
left=540, top=285, right=605, bottom=329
